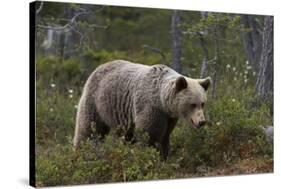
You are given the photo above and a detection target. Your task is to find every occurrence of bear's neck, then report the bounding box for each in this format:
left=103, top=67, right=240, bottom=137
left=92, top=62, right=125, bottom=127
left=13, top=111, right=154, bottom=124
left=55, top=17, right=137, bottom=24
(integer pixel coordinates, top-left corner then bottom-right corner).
left=160, top=78, right=178, bottom=118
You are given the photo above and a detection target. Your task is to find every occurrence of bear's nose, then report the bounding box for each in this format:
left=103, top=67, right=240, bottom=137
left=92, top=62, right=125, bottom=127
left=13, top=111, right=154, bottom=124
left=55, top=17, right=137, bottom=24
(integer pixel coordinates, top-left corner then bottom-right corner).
left=198, top=120, right=206, bottom=128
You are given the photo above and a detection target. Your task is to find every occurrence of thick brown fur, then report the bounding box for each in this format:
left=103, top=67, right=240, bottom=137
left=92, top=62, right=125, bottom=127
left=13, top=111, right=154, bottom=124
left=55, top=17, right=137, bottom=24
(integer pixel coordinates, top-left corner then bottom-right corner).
left=73, top=60, right=211, bottom=159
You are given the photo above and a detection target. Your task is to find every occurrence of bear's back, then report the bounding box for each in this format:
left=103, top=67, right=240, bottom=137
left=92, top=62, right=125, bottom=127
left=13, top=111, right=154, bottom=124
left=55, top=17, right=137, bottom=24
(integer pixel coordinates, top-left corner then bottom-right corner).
left=85, top=60, right=177, bottom=128
left=87, top=60, right=149, bottom=127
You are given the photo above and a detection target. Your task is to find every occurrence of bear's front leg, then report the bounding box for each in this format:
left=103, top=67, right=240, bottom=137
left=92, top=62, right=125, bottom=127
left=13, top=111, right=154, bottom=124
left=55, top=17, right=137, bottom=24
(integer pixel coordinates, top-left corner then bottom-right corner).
left=160, top=136, right=170, bottom=160
left=124, top=124, right=136, bottom=143
left=160, top=118, right=178, bottom=159
left=135, top=107, right=170, bottom=159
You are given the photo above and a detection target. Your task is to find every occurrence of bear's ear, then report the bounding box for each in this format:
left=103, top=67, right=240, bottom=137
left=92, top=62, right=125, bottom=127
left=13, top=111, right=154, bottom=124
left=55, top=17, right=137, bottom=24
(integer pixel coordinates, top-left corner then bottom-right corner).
left=198, top=77, right=211, bottom=91
left=175, top=76, right=188, bottom=92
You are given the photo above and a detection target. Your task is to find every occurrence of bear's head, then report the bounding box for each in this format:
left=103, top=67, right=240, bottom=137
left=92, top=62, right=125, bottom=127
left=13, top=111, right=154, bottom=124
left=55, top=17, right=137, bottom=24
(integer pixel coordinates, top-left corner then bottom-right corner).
left=171, top=76, right=211, bottom=129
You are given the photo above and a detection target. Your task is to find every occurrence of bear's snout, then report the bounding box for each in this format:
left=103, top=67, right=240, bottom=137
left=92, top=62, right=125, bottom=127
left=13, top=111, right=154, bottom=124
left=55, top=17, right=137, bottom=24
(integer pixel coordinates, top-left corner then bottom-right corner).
left=190, top=118, right=206, bottom=129
left=198, top=120, right=206, bottom=128
left=190, top=110, right=206, bottom=129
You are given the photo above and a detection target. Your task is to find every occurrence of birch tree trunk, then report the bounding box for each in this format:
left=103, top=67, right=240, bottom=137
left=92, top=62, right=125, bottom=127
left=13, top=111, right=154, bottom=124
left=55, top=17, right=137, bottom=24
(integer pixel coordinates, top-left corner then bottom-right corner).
left=199, top=12, right=209, bottom=78
left=255, top=16, right=273, bottom=99
left=171, top=10, right=183, bottom=73
left=211, top=24, right=220, bottom=99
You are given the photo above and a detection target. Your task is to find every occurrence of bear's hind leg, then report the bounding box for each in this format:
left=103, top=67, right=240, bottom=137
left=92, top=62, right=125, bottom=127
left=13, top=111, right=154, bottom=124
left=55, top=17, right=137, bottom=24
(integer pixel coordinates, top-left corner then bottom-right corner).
left=73, top=94, right=95, bottom=149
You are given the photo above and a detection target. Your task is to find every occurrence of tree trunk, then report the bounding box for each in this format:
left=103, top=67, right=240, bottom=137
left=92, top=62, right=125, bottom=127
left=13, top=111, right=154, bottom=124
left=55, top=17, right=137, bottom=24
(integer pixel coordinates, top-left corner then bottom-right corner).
left=199, top=12, right=209, bottom=78
left=199, top=34, right=209, bottom=78
left=255, top=16, right=273, bottom=99
left=211, top=23, right=220, bottom=99
left=241, top=15, right=262, bottom=72
left=171, top=10, right=183, bottom=73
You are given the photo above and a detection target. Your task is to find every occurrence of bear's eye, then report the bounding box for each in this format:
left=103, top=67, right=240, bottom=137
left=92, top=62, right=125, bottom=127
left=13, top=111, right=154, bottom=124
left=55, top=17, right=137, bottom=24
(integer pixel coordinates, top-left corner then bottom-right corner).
left=190, top=103, right=196, bottom=109
left=202, top=103, right=205, bottom=108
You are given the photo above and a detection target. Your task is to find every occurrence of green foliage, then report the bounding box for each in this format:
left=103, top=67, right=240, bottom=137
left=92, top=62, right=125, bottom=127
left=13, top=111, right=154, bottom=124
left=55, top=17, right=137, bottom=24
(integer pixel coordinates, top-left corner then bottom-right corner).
left=36, top=50, right=131, bottom=91
left=36, top=87, right=77, bottom=145
left=170, top=94, right=272, bottom=173
left=36, top=135, right=179, bottom=186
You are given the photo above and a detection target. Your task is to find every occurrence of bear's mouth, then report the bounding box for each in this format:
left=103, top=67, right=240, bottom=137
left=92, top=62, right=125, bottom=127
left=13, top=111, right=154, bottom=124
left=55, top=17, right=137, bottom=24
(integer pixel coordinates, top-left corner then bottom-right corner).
left=190, top=119, right=199, bottom=129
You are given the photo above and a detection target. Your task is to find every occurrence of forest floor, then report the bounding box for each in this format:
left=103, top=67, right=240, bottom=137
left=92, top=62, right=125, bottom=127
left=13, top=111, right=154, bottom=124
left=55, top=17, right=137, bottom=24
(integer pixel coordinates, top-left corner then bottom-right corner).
left=201, top=157, right=273, bottom=177
left=169, top=156, right=273, bottom=179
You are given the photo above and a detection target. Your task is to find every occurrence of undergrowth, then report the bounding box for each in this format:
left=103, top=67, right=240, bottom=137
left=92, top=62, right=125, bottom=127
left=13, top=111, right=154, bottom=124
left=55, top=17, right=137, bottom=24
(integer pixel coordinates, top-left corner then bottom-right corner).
left=35, top=55, right=273, bottom=187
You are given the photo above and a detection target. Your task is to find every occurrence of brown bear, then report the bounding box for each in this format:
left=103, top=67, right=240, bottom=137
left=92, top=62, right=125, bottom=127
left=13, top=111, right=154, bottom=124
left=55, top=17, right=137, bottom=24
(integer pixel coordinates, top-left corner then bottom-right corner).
left=73, top=60, right=211, bottom=159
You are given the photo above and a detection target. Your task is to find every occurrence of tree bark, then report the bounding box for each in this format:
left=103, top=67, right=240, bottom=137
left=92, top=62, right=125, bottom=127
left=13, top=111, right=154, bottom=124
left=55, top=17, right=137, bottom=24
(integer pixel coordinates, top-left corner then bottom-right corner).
left=171, top=10, right=183, bottom=73
left=241, top=15, right=262, bottom=72
left=199, top=33, right=209, bottom=78
left=255, top=16, right=273, bottom=99
left=199, top=12, right=209, bottom=78
left=211, top=23, right=220, bottom=99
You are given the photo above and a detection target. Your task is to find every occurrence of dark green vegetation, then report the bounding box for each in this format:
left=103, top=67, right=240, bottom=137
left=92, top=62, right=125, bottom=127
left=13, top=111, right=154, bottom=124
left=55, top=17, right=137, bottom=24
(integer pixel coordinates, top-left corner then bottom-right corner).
left=34, top=2, right=273, bottom=187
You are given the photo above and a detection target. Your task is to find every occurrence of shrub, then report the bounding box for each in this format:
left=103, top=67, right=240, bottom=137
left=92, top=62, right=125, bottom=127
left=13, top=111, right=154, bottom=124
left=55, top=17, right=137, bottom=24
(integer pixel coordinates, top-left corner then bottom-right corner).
left=36, top=134, right=181, bottom=186
left=170, top=94, right=273, bottom=173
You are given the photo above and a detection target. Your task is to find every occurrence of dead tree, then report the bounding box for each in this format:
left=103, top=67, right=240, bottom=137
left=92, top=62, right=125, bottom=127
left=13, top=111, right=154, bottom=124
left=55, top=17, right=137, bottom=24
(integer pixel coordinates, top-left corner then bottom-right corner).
left=255, top=16, right=273, bottom=99
left=171, top=10, right=183, bottom=73
left=198, top=33, right=209, bottom=78
left=36, top=5, right=107, bottom=60
left=241, top=15, right=262, bottom=72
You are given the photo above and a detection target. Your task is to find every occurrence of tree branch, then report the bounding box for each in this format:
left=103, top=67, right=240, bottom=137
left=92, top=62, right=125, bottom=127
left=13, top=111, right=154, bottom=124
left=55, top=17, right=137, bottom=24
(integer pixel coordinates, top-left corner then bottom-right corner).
left=37, top=6, right=107, bottom=30
left=37, top=24, right=71, bottom=31
left=142, top=44, right=167, bottom=64
left=36, top=6, right=108, bottom=49
left=36, top=1, right=44, bottom=15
